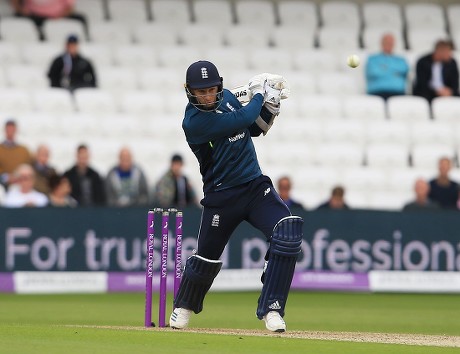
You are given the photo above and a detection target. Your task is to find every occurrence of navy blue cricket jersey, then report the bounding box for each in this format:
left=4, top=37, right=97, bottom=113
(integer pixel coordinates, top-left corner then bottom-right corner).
left=182, top=89, right=264, bottom=193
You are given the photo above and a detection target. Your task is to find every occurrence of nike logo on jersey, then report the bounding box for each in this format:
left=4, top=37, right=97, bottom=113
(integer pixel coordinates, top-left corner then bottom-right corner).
left=264, top=188, right=271, bottom=196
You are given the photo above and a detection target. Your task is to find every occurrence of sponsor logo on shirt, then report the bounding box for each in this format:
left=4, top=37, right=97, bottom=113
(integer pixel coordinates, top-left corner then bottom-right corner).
left=228, top=132, right=245, bottom=143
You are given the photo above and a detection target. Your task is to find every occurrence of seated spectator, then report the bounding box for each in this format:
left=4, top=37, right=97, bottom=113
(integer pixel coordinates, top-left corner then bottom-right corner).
left=106, top=147, right=149, bottom=207
left=47, top=34, right=96, bottom=91
left=48, top=174, right=77, bottom=207
left=32, top=144, right=57, bottom=195
left=11, top=0, right=87, bottom=40
left=316, top=186, right=350, bottom=210
left=63, top=144, right=106, bottom=206
left=428, top=157, right=459, bottom=209
left=2, top=164, right=48, bottom=207
left=0, top=119, right=32, bottom=188
left=276, top=176, right=304, bottom=210
left=413, top=39, right=459, bottom=103
left=403, top=178, right=440, bottom=211
left=365, top=33, right=409, bottom=100
left=152, top=154, right=198, bottom=209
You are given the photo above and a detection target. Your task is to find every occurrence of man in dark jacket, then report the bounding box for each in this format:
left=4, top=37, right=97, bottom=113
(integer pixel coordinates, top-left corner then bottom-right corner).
left=63, top=144, right=105, bottom=206
left=47, top=34, right=96, bottom=91
left=413, top=40, right=459, bottom=102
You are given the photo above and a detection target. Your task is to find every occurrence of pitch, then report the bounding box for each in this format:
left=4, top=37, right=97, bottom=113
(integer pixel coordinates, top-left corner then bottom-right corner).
left=1, top=291, right=460, bottom=353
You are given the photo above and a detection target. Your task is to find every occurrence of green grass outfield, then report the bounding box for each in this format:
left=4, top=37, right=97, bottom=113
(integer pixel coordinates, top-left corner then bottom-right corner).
left=1, top=291, right=460, bottom=354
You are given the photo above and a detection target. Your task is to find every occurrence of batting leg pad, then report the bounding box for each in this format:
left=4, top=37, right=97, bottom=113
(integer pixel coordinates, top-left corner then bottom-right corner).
left=174, top=255, right=222, bottom=314
left=256, top=216, right=304, bottom=319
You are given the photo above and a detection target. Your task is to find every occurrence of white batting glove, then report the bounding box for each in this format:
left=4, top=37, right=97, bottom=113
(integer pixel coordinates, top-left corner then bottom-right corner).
left=264, top=85, right=282, bottom=105
left=248, top=73, right=268, bottom=97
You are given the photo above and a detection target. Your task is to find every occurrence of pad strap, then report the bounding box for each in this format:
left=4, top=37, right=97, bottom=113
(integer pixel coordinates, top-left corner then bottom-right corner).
left=174, top=255, right=222, bottom=314
left=256, top=216, right=303, bottom=319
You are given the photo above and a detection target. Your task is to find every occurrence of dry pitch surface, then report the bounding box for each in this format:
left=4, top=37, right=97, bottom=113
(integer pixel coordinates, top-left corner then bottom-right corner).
left=67, top=325, right=460, bottom=348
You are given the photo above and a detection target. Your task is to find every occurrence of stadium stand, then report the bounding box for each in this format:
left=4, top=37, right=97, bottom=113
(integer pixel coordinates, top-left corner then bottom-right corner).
left=0, top=0, right=459, bottom=210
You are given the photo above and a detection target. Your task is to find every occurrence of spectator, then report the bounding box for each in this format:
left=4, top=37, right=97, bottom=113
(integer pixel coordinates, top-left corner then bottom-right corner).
left=105, top=147, right=149, bottom=207
left=152, top=154, right=198, bottom=209
left=2, top=164, right=48, bottom=207
left=11, top=0, right=87, bottom=40
left=276, top=176, right=304, bottom=210
left=428, top=157, right=459, bottom=209
left=63, top=144, right=106, bottom=206
left=316, top=186, right=350, bottom=210
left=0, top=119, right=32, bottom=188
left=365, top=33, right=409, bottom=100
left=48, top=174, right=77, bottom=207
left=413, top=39, right=459, bottom=103
left=32, top=144, right=57, bottom=195
left=403, top=178, right=440, bottom=211
left=47, top=34, right=96, bottom=91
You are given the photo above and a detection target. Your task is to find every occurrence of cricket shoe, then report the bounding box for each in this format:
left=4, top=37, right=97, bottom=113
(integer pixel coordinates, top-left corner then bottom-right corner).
left=263, top=311, right=286, bottom=333
left=169, top=308, right=192, bottom=329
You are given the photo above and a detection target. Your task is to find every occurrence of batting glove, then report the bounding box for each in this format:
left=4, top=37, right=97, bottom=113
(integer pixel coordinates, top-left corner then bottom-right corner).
left=248, top=73, right=268, bottom=97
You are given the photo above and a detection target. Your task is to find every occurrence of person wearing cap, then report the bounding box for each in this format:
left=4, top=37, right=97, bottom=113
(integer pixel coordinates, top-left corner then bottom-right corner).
left=47, top=34, right=96, bottom=91
left=0, top=120, right=32, bottom=188
left=169, top=61, right=303, bottom=333
left=152, top=153, right=198, bottom=209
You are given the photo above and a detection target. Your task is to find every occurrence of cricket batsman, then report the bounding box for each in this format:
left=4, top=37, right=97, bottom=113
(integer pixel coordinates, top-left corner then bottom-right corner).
left=169, top=60, right=303, bottom=332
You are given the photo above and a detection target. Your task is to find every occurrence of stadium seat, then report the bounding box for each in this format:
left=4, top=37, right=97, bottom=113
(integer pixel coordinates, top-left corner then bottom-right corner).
left=80, top=43, right=114, bottom=67
left=317, top=27, right=360, bottom=52
left=362, top=2, right=403, bottom=31
left=0, top=68, right=7, bottom=88
left=90, top=22, right=133, bottom=44
left=204, top=48, right=249, bottom=77
left=406, top=28, right=448, bottom=53
left=112, top=44, right=157, bottom=67
left=234, top=0, right=276, bottom=27
left=410, top=121, right=455, bottom=148
left=107, top=0, right=150, bottom=23
left=365, top=120, right=410, bottom=146
left=74, top=88, right=118, bottom=116
left=179, top=24, right=225, bottom=48
left=292, top=49, right=338, bottom=73
left=157, top=46, right=202, bottom=68
left=314, top=142, right=364, bottom=167
left=132, top=23, right=179, bottom=47
left=31, top=88, right=75, bottom=115
left=365, top=143, right=409, bottom=168
left=387, top=96, right=431, bottom=122
left=316, top=73, right=363, bottom=95
left=224, top=25, right=271, bottom=48
left=97, top=66, right=139, bottom=98
left=386, top=166, right=432, bottom=193
left=0, top=88, right=33, bottom=115
left=278, top=0, right=318, bottom=31
left=248, top=48, right=292, bottom=72
left=137, top=67, right=184, bottom=92
left=193, top=0, right=234, bottom=27
left=295, top=165, right=342, bottom=197
left=320, top=1, right=361, bottom=32
left=42, top=18, right=87, bottom=43
left=20, top=42, right=61, bottom=67
left=405, top=3, right=446, bottom=31
left=0, top=17, right=40, bottom=42
left=361, top=28, right=406, bottom=52
left=0, top=42, right=22, bottom=66
left=367, top=190, right=410, bottom=210
left=321, top=119, right=366, bottom=146
left=446, top=4, right=460, bottom=33
left=151, top=0, right=191, bottom=25
left=270, top=27, right=316, bottom=50
left=297, top=94, right=343, bottom=119
left=343, top=166, right=388, bottom=194
left=5, top=65, right=48, bottom=90
left=75, top=0, right=107, bottom=22
left=431, top=97, right=460, bottom=123
left=411, top=143, right=454, bottom=169
left=451, top=29, right=460, bottom=56
left=342, top=94, right=387, bottom=120
left=119, top=90, right=166, bottom=117
left=286, top=72, right=317, bottom=95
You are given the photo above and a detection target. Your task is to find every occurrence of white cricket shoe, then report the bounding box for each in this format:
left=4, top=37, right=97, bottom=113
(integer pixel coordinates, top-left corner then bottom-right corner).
left=169, top=308, right=192, bottom=329
left=263, top=311, right=286, bottom=333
